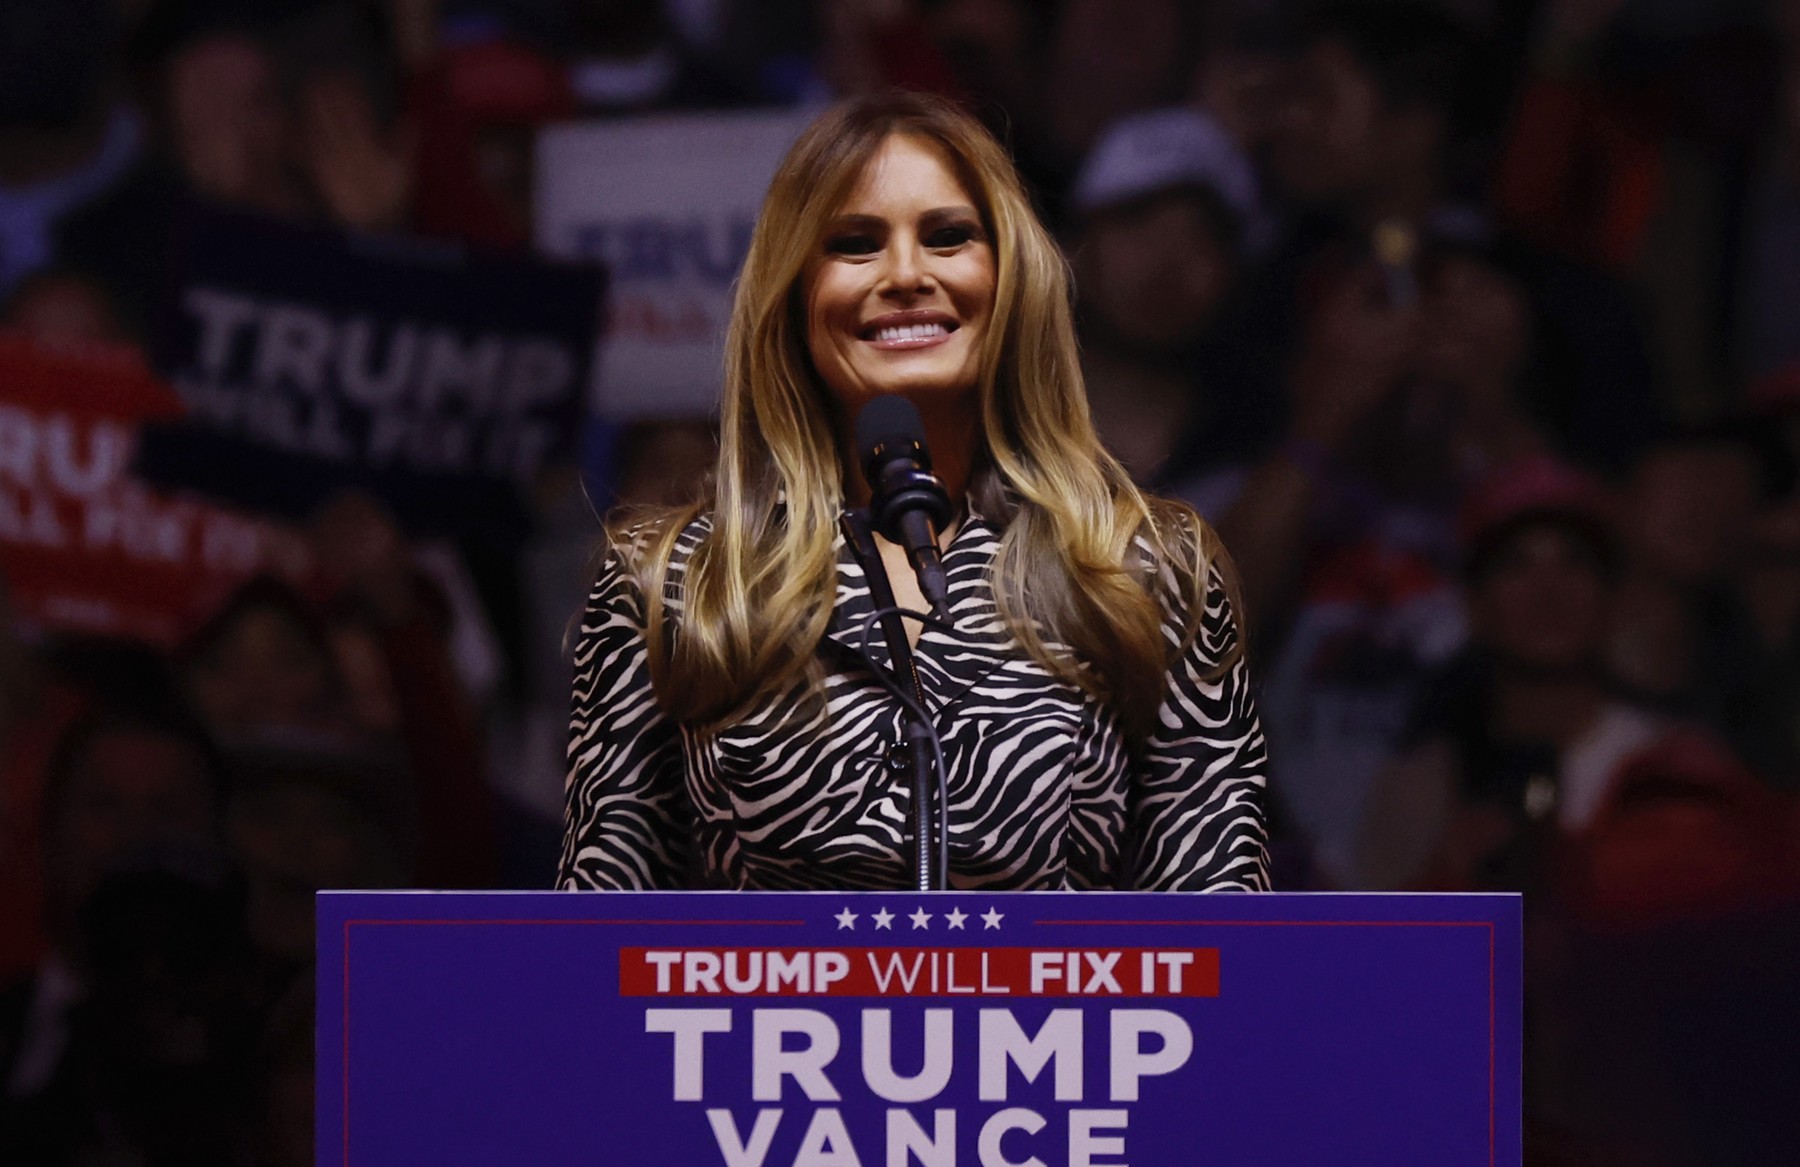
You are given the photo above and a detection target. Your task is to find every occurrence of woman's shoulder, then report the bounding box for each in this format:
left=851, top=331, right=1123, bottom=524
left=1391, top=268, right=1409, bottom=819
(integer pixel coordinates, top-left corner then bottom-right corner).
left=588, top=506, right=714, bottom=614
left=1133, top=496, right=1229, bottom=594
left=604, top=507, right=712, bottom=569
left=1132, top=497, right=1245, bottom=670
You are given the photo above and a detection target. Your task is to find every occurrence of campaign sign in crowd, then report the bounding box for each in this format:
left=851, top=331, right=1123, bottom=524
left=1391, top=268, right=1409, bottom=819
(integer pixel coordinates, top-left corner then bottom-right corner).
left=136, top=207, right=606, bottom=543
left=536, top=110, right=811, bottom=419
left=0, top=336, right=302, bottom=645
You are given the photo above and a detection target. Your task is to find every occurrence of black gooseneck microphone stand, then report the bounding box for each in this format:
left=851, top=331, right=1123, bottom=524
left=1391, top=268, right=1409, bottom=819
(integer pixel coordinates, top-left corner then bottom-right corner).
left=840, top=513, right=950, bottom=891
left=848, top=397, right=958, bottom=891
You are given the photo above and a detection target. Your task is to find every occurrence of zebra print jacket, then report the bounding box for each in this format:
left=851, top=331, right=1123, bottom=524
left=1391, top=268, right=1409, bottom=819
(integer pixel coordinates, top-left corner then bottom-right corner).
left=558, top=509, right=1270, bottom=892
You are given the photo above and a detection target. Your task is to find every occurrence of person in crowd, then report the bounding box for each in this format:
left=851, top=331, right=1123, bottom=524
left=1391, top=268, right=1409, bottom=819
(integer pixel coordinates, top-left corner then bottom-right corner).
left=1607, top=419, right=1800, bottom=780
left=161, top=24, right=307, bottom=220
left=0, top=703, right=230, bottom=1159
left=1355, top=457, right=1663, bottom=892
left=1210, top=225, right=1560, bottom=884
left=1065, top=106, right=1273, bottom=491
left=1563, top=729, right=1799, bottom=932
left=559, top=91, right=1268, bottom=892
left=1185, top=0, right=1291, bottom=157
left=182, top=496, right=498, bottom=890
left=408, top=36, right=574, bottom=247
left=1041, top=0, right=1205, bottom=187
left=0, top=638, right=182, bottom=982
left=814, top=0, right=974, bottom=104
left=1543, top=730, right=1800, bottom=1165
left=223, top=735, right=414, bottom=967
left=181, top=575, right=350, bottom=741
left=0, top=266, right=132, bottom=347
left=564, top=0, right=750, bottom=112
left=53, top=10, right=301, bottom=328
left=1255, top=0, right=1659, bottom=472
left=306, top=492, right=499, bottom=887
left=1264, top=0, right=1491, bottom=253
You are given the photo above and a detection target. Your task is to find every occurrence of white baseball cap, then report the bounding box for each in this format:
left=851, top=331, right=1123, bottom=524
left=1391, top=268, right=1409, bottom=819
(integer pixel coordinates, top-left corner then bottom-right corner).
left=1071, top=107, right=1268, bottom=249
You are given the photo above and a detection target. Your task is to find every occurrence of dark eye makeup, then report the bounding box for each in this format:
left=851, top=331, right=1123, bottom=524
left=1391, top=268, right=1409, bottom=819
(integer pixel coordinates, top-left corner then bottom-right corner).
left=825, top=233, right=881, bottom=255
left=925, top=223, right=978, bottom=248
left=821, top=208, right=985, bottom=258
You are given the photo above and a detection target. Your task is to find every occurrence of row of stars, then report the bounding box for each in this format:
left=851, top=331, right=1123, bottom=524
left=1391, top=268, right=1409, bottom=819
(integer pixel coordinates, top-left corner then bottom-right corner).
left=834, top=907, right=1003, bottom=931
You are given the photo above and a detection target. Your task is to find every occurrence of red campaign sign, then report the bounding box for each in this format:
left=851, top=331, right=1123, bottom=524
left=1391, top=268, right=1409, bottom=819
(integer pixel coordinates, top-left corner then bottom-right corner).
left=619, top=948, right=1221, bottom=999
left=0, top=334, right=309, bottom=646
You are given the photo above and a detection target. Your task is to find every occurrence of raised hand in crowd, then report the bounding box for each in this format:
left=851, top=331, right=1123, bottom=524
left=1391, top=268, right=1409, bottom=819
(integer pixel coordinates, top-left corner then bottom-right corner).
left=296, top=72, right=414, bottom=233
left=387, top=0, right=442, bottom=78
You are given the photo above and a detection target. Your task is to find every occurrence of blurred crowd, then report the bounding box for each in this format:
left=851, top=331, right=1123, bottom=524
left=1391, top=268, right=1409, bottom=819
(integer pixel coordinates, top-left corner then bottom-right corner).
left=0, top=0, right=1798, bottom=1164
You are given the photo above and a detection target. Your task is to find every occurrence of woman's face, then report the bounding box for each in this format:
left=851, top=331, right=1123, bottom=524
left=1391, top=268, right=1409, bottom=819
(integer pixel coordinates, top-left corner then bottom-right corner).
left=803, top=133, right=997, bottom=414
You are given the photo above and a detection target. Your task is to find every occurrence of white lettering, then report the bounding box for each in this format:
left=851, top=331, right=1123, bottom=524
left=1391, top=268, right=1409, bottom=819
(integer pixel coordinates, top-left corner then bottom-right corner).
left=707, top=1109, right=781, bottom=1167
left=644, top=1008, right=732, bottom=1101
left=978, top=1009, right=1082, bottom=1102
left=977, top=1108, right=1045, bottom=1167
left=753, top=1009, right=841, bottom=1102
left=1069, top=1110, right=1129, bottom=1167
left=886, top=1108, right=954, bottom=1167
left=862, top=1010, right=952, bottom=1103
left=1109, top=1009, right=1193, bottom=1101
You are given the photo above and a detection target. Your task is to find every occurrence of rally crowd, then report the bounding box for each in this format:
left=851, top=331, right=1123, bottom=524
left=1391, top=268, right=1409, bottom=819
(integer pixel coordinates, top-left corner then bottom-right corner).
left=1, top=0, right=1798, bottom=1164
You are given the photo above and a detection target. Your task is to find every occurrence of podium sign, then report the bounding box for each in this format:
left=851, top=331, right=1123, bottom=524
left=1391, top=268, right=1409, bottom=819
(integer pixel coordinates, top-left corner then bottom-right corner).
left=317, top=892, right=1520, bottom=1166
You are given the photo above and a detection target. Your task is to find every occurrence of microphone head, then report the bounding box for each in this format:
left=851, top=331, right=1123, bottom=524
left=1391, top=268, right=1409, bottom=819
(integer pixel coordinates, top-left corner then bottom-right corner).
left=855, top=395, right=932, bottom=481
left=853, top=396, right=951, bottom=540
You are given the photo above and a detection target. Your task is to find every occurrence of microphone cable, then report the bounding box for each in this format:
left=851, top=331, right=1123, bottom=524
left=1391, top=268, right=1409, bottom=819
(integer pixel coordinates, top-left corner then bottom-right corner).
left=849, top=604, right=957, bottom=892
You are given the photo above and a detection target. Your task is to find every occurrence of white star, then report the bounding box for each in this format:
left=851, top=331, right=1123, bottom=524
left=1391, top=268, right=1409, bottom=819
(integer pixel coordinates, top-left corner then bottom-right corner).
left=834, top=908, right=857, bottom=930
left=872, top=908, right=895, bottom=930
left=909, top=907, right=933, bottom=930
left=981, top=907, right=1004, bottom=930
left=943, top=907, right=968, bottom=930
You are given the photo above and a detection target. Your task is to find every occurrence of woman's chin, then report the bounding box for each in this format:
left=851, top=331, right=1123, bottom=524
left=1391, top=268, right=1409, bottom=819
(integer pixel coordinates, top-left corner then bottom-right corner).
left=849, top=370, right=978, bottom=403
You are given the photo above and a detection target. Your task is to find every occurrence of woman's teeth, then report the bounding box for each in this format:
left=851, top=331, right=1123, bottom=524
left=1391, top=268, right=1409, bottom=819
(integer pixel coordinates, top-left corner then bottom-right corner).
left=875, top=322, right=949, bottom=342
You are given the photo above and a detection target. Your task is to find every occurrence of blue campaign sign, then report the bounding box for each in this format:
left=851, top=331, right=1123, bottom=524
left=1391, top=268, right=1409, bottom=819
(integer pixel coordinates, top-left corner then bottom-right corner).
left=317, top=892, right=1521, bottom=1166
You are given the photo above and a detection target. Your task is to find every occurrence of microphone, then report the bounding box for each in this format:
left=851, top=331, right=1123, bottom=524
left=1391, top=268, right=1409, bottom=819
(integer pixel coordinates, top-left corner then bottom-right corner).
left=855, top=396, right=954, bottom=620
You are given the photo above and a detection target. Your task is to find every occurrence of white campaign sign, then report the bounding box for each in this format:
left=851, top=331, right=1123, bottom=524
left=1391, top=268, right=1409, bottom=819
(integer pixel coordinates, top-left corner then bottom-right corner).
left=536, top=108, right=815, bottom=419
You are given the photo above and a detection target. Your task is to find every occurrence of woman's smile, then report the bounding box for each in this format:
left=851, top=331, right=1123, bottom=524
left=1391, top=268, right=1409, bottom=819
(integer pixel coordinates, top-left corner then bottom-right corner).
left=861, top=309, right=960, bottom=349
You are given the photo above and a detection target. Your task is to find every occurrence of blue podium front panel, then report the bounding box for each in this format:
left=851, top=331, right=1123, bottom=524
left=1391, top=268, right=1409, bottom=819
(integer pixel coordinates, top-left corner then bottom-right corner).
left=317, top=892, right=1521, bottom=1166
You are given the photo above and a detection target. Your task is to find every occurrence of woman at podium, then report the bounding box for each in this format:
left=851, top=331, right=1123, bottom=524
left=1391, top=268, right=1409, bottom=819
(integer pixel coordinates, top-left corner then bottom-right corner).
left=558, top=92, right=1268, bottom=893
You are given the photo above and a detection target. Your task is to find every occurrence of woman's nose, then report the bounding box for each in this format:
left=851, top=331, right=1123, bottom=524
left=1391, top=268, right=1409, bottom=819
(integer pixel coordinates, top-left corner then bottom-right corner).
left=878, top=238, right=931, bottom=296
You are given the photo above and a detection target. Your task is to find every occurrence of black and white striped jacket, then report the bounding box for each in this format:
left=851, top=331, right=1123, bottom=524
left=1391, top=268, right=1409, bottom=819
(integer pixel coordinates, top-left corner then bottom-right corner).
left=558, top=509, right=1269, bottom=892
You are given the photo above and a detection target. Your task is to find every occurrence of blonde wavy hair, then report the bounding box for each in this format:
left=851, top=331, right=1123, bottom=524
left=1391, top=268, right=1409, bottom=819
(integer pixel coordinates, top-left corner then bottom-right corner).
left=618, top=91, right=1228, bottom=740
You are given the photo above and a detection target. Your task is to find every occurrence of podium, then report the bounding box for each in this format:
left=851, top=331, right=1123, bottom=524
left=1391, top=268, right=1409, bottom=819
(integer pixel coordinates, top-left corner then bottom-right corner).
left=317, top=891, right=1521, bottom=1165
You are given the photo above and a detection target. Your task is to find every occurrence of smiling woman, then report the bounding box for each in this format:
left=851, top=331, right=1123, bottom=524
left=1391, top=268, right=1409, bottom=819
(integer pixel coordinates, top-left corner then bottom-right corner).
left=803, top=134, right=996, bottom=416
left=559, top=92, right=1269, bottom=894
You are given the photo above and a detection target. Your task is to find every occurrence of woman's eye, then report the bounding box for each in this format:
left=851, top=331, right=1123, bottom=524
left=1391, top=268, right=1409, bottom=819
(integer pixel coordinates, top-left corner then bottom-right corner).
left=926, top=225, right=976, bottom=248
left=826, top=234, right=879, bottom=256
